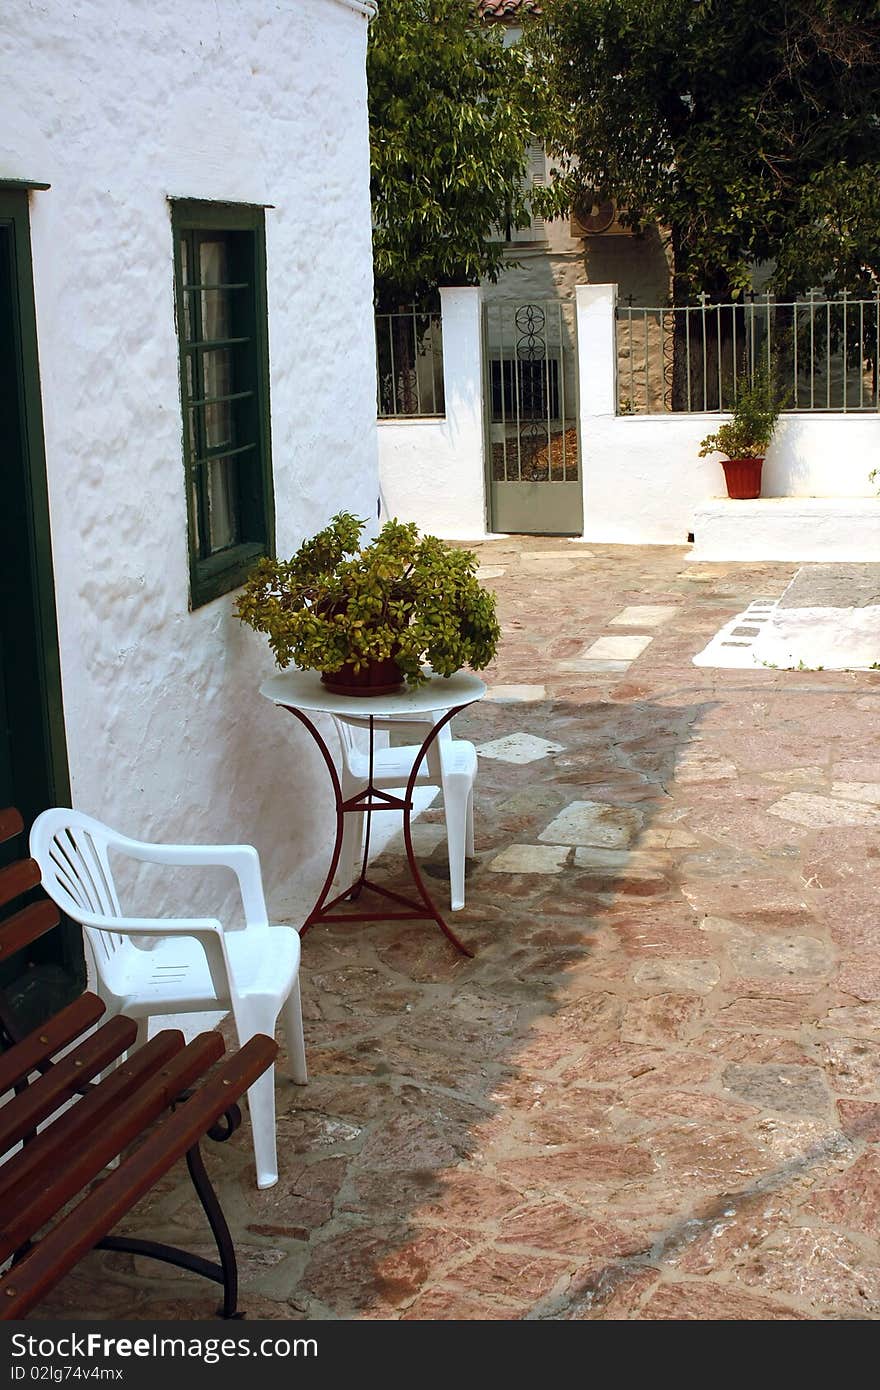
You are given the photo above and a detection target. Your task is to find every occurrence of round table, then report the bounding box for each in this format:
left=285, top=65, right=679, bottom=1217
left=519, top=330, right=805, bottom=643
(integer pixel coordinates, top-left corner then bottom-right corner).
left=260, top=668, right=487, bottom=957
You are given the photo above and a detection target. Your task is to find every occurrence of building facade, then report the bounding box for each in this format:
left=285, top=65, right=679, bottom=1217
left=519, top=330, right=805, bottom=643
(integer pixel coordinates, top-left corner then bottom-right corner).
left=0, top=0, right=379, bottom=1005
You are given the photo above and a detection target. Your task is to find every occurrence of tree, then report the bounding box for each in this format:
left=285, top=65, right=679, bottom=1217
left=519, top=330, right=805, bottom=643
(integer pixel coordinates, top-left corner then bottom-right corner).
left=368, top=0, right=539, bottom=308
left=528, top=0, right=880, bottom=301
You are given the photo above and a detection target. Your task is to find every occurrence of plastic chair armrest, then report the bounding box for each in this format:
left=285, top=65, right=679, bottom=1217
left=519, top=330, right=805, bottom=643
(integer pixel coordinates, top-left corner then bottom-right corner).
left=106, top=840, right=270, bottom=929
left=80, top=913, right=223, bottom=939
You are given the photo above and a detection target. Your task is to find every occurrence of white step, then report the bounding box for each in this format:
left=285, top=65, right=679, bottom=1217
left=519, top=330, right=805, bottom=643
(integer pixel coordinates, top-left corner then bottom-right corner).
left=690, top=496, right=880, bottom=562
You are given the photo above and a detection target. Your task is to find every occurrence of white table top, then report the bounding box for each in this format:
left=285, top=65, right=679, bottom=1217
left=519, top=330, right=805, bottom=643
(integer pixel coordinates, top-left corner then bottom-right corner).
left=260, top=667, right=487, bottom=718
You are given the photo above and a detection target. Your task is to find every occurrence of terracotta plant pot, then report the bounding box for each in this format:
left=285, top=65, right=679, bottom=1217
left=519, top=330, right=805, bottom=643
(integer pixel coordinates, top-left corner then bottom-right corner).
left=320, top=656, right=404, bottom=697
left=721, top=456, right=763, bottom=499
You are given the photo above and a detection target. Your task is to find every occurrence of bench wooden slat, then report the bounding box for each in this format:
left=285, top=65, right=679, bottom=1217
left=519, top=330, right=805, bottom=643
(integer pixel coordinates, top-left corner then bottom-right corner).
left=0, top=858, right=41, bottom=911
left=0, top=991, right=106, bottom=1095
left=0, top=809, right=24, bottom=845
left=0, top=1031, right=226, bottom=1264
left=0, top=1035, right=277, bottom=1319
left=0, top=1013, right=137, bottom=1157
left=0, top=900, right=61, bottom=962
left=0, top=1029, right=186, bottom=1206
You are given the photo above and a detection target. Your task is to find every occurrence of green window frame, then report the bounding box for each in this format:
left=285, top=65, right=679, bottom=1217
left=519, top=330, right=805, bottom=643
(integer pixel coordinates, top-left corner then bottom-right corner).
left=171, top=200, right=274, bottom=609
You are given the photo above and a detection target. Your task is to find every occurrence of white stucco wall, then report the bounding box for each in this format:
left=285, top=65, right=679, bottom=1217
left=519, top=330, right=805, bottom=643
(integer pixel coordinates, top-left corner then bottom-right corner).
left=1, top=0, right=379, bottom=921
left=378, top=288, right=488, bottom=538
left=577, top=286, right=880, bottom=546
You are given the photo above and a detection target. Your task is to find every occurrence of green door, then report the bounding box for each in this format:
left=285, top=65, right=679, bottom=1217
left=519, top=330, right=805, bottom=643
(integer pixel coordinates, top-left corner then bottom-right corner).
left=0, top=188, right=83, bottom=1032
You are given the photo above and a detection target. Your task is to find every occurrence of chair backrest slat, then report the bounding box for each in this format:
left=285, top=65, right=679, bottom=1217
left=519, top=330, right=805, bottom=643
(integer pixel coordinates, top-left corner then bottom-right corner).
left=32, top=812, right=127, bottom=963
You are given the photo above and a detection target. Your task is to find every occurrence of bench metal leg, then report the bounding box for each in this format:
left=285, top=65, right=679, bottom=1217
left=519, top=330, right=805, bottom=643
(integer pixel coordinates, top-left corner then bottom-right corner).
left=95, top=1106, right=241, bottom=1318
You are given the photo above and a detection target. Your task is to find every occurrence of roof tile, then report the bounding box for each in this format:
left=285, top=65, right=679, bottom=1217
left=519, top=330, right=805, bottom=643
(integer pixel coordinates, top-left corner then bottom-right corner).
left=478, top=0, right=542, bottom=18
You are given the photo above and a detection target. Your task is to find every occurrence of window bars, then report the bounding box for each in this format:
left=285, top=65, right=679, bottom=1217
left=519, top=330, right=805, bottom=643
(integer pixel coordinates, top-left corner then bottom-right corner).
left=616, top=291, right=880, bottom=415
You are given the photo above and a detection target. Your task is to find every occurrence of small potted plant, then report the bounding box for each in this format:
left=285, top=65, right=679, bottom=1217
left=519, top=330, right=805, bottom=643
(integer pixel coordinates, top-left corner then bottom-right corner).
left=236, top=511, right=500, bottom=694
left=698, top=367, right=781, bottom=499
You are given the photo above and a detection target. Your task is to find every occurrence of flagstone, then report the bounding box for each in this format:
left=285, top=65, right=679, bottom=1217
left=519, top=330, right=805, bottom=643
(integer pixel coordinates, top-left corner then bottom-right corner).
left=837, top=1100, right=880, bottom=1142
left=674, top=748, right=738, bottom=782
left=484, top=684, right=547, bottom=702
left=609, top=605, right=679, bottom=627
left=582, top=634, right=653, bottom=660
left=735, top=1228, right=880, bottom=1314
left=768, top=790, right=880, bottom=827
left=830, top=780, right=880, bottom=805
left=556, top=658, right=633, bottom=673
left=721, top=1063, right=832, bottom=1117
left=816, top=1036, right=880, bottom=1094
left=633, top=959, right=720, bottom=993
left=486, top=843, right=570, bottom=874
left=639, top=1283, right=807, bottom=1320
left=539, top=800, right=643, bottom=848
left=621, top=993, right=706, bottom=1044
left=476, top=731, right=564, bottom=764
left=700, top=917, right=834, bottom=977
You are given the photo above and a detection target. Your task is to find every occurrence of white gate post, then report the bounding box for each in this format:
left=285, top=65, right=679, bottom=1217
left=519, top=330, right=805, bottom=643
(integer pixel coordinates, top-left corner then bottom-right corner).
left=576, top=283, right=617, bottom=416
left=376, top=286, right=487, bottom=538
left=438, top=286, right=487, bottom=535
left=576, top=283, right=617, bottom=539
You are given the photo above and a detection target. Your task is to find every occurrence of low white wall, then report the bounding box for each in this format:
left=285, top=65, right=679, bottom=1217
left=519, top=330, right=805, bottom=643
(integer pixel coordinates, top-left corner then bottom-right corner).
left=3, top=0, right=379, bottom=923
left=691, top=498, right=880, bottom=562
left=582, top=413, right=729, bottom=545
left=577, top=285, right=880, bottom=545
left=378, top=288, right=488, bottom=539
left=381, top=280, right=880, bottom=550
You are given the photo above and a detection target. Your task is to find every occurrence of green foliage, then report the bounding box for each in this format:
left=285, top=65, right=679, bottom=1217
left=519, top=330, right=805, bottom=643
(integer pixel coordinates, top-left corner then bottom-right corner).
left=698, top=368, right=781, bottom=459
left=528, top=1, right=880, bottom=298
left=236, top=513, right=501, bottom=687
left=368, top=0, right=539, bottom=305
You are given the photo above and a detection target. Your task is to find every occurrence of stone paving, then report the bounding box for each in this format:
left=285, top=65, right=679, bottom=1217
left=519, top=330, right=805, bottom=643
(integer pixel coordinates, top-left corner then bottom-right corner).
left=35, top=540, right=880, bottom=1320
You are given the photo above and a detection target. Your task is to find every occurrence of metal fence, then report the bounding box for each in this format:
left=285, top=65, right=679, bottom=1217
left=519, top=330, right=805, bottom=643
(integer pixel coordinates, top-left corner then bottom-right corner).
left=616, top=292, right=880, bottom=415
left=375, top=308, right=444, bottom=417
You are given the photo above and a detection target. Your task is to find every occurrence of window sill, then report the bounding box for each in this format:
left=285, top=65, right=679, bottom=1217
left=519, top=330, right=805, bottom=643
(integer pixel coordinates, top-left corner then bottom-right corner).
left=377, top=414, right=446, bottom=425
left=190, top=541, right=267, bottom=610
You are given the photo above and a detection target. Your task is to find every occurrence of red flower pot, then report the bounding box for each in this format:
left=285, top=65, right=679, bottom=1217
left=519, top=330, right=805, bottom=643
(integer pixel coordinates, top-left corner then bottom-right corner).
left=721, top=457, right=763, bottom=499
left=320, top=657, right=404, bottom=697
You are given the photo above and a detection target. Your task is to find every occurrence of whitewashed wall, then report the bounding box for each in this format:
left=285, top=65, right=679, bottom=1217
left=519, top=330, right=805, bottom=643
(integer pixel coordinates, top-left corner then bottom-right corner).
left=577, top=285, right=880, bottom=545
left=378, top=288, right=488, bottom=538
left=1, top=0, right=379, bottom=921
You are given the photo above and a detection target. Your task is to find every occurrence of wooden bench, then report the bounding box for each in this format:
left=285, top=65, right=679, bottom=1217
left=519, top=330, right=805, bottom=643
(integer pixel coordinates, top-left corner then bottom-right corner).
left=0, top=807, right=277, bottom=1320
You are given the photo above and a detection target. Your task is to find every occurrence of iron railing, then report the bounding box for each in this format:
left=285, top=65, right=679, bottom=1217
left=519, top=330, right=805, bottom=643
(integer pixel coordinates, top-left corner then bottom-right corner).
left=616, top=291, right=880, bottom=415
left=375, top=308, right=445, bottom=418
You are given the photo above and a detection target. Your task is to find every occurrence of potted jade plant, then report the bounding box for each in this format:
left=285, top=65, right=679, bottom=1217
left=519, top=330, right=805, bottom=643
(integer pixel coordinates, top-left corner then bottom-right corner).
left=236, top=511, right=500, bottom=694
left=698, top=367, right=782, bottom=499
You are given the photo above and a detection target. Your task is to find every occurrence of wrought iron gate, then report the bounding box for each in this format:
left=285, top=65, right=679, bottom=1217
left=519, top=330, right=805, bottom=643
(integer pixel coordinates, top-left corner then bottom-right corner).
left=482, top=297, right=583, bottom=535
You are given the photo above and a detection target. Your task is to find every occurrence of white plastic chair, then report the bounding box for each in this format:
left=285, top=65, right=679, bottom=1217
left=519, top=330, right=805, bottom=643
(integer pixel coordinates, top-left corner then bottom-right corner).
left=29, top=808, right=307, bottom=1190
left=333, top=714, right=477, bottom=911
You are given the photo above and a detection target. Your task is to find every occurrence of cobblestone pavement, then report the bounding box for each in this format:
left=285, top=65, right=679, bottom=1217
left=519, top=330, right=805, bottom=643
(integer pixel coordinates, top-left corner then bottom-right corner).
left=36, top=541, right=880, bottom=1320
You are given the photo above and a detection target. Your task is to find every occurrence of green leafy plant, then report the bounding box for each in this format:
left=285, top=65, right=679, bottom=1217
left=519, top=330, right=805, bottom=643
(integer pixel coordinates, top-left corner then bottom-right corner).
left=698, top=368, right=781, bottom=460
left=236, top=513, right=500, bottom=688
left=368, top=0, right=540, bottom=305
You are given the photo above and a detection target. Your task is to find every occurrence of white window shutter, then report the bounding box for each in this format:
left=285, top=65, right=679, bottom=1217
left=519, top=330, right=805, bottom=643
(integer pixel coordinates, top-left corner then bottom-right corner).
left=527, top=143, right=547, bottom=239
left=509, top=143, right=548, bottom=243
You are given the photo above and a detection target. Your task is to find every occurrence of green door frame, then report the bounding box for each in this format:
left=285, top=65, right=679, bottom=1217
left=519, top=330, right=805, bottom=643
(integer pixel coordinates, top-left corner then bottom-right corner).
left=0, top=188, right=81, bottom=1015
left=0, top=189, right=70, bottom=813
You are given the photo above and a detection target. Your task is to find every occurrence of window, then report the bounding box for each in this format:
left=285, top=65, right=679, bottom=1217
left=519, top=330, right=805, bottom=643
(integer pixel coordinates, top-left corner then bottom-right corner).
left=172, top=200, right=274, bottom=608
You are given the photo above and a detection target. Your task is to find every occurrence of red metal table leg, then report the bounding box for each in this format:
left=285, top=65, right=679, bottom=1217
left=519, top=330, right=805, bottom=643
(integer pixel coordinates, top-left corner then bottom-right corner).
left=278, top=701, right=474, bottom=956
